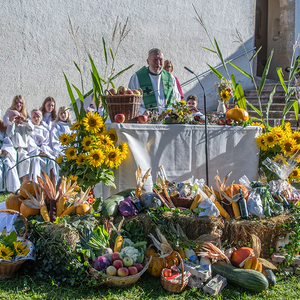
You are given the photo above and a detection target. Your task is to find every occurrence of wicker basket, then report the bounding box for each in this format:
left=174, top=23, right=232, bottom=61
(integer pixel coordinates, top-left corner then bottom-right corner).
left=170, top=197, right=194, bottom=209
left=104, top=89, right=142, bottom=123
left=90, top=256, right=151, bottom=288
left=160, top=251, right=188, bottom=293
left=0, top=209, right=29, bottom=278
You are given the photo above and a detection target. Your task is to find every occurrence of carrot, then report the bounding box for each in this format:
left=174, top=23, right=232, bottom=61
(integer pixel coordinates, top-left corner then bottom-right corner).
left=59, top=205, right=75, bottom=218
left=40, top=205, right=50, bottom=222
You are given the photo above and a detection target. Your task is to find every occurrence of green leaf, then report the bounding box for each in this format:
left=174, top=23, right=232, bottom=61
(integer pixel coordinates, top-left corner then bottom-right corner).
left=214, top=38, right=228, bottom=75
left=246, top=100, right=263, bottom=117
left=110, top=64, right=134, bottom=81
left=282, top=99, right=297, bottom=120
left=277, top=67, right=288, bottom=94
left=207, top=64, right=223, bottom=79
left=73, top=61, right=81, bottom=74
left=201, top=46, right=217, bottom=54
left=109, top=47, right=114, bottom=60
left=249, top=46, right=261, bottom=62
left=72, top=85, right=86, bottom=119
left=231, top=74, right=237, bottom=88
left=258, top=49, right=273, bottom=97
left=289, top=58, right=299, bottom=82
left=2, top=230, right=17, bottom=247
left=266, top=83, right=277, bottom=126
left=102, top=38, right=108, bottom=65
left=235, top=84, right=246, bottom=109
left=63, top=73, right=79, bottom=119
left=293, top=100, right=299, bottom=121
left=227, top=61, right=252, bottom=79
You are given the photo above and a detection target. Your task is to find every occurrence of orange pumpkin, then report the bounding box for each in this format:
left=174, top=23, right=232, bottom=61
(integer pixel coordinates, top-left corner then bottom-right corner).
left=20, top=181, right=39, bottom=198
left=146, top=245, right=158, bottom=259
left=5, top=194, right=24, bottom=212
left=226, top=106, right=249, bottom=122
left=166, top=251, right=180, bottom=267
left=20, top=203, right=40, bottom=218
left=224, top=184, right=249, bottom=200
left=75, top=203, right=91, bottom=215
left=231, top=247, right=254, bottom=265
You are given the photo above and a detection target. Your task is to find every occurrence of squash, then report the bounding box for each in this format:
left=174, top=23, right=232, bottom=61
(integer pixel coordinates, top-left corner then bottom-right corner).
left=101, top=188, right=135, bottom=218
left=5, top=194, right=24, bottom=212
left=75, top=203, right=91, bottom=215
left=19, top=202, right=40, bottom=218
left=263, top=267, right=277, bottom=287
left=231, top=247, right=254, bottom=265
left=146, top=245, right=158, bottom=259
left=20, top=181, right=39, bottom=198
left=226, top=105, right=249, bottom=122
left=140, top=192, right=162, bottom=209
left=147, top=254, right=165, bottom=277
left=212, top=261, right=269, bottom=292
left=224, top=184, right=249, bottom=200
left=166, top=251, right=179, bottom=267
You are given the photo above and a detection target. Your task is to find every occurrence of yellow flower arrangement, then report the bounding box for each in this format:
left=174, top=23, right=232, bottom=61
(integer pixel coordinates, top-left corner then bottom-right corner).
left=58, top=112, right=128, bottom=190
left=220, top=90, right=231, bottom=102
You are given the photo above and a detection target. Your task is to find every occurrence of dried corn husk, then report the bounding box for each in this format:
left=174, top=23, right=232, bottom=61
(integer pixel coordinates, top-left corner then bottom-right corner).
left=148, top=228, right=173, bottom=257
left=135, top=165, right=151, bottom=197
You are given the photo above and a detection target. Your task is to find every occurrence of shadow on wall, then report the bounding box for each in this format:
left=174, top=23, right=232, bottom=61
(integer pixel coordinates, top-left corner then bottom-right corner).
left=182, top=37, right=255, bottom=112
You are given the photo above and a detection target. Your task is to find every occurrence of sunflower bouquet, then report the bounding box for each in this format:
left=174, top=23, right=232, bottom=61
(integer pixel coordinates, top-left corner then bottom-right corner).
left=57, top=111, right=128, bottom=191
left=256, top=122, right=300, bottom=182
left=214, top=78, right=233, bottom=103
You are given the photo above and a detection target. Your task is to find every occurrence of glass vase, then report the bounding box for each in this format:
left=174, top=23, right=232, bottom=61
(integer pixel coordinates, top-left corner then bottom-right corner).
left=217, top=100, right=227, bottom=113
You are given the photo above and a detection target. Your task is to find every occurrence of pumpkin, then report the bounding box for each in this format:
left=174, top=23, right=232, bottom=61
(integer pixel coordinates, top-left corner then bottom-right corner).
left=146, top=245, right=158, bottom=259
left=226, top=106, right=249, bottom=122
left=231, top=247, right=254, bottom=266
left=165, top=251, right=180, bottom=267
left=147, top=254, right=165, bottom=277
left=224, top=184, right=249, bottom=200
left=20, top=180, right=39, bottom=198
left=5, top=194, right=24, bottom=212
left=75, top=203, right=91, bottom=215
left=20, top=202, right=40, bottom=218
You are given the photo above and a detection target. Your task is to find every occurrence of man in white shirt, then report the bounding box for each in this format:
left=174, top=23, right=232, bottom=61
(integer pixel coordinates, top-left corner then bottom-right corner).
left=128, top=48, right=181, bottom=114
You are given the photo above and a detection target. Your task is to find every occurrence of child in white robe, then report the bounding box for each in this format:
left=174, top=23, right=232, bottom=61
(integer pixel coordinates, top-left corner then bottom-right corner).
left=51, top=106, right=71, bottom=157
left=0, top=120, right=21, bottom=192
left=40, top=96, right=57, bottom=131
left=28, top=109, right=58, bottom=183
left=6, top=110, right=34, bottom=183
left=3, top=95, right=28, bottom=126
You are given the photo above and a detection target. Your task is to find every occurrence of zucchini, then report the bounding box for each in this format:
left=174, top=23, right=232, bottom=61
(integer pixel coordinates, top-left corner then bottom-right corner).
left=212, top=261, right=269, bottom=292
left=101, top=188, right=135, bottom=218
left=263, top=268, right=277, bottom=287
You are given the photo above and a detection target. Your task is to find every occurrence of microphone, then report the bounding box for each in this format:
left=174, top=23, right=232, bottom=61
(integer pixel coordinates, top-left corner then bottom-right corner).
left=184, top=66, right=209, bottom=186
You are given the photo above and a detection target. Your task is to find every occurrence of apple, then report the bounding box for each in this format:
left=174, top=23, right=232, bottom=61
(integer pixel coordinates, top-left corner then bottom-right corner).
left=217, top=119, right=226, bottom=125
left=109, top=88, right=118, bottom=95
left=117, top=267, right=129, bottom=277
left=113, top=259, right=123, bottom=269
left=128, top=266, right=138, bottom=275
left=114, top=114, right=125, bottom=123
left=125, top=89, right=134, bottom=95
left=226, top=118, right=233, bottom=125
left=163, top=268, right=172, bottom=277
left=134, top=263, right=143, bottom=272
left=118, top=86, right=127, bottom=95
left=133, top=89, right=141, bottom=95
left=123, top=256, right=133, bottom=267
left=137, top=115, right=148, bottom=124
left=111, top=252, right=122, bottom=261
left=106, top=266, right=117, bottom=276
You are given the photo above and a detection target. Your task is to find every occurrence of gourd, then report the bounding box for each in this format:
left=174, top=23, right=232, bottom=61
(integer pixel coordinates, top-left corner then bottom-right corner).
left=101, top=188, right=135, bottom=218
left=19, top=202, right=40, bottom=218
left=147, top=254, right=165, bottom=277
left=20, top=181, right=39, bottom=198
left=140, top=192, right=162, bottom=209
left=212, top=261, right=269, bottom=292
left=5, top=194, right=24, bottom=212
left=263, top=267, right=277, bottom=287
left=75, top=203, right=91, bottom=215
left=231, top=247, right=254, bottom=265
left=224, top=184, right=249, bottom=200
left=166, top=251, right=179, bottom=267
left=226, top=106, right=249, bottom=122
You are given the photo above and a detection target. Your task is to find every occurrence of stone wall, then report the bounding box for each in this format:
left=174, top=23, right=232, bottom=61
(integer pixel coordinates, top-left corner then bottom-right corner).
left=0, top=0, right=256, bottom=117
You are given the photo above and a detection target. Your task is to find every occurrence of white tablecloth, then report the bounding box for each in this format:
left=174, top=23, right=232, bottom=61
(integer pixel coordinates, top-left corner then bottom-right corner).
left=96, top=124, right=262, bottom=198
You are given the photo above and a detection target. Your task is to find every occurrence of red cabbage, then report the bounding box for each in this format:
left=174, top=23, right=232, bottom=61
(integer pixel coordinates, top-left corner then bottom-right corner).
left=92, top=256, right=111, bottom=271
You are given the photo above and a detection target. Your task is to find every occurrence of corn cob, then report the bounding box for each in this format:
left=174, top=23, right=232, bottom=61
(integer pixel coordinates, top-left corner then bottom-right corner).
left=214, top=200, right=230, bottom=219
left=251, top=257, right=259, bottom=270
left=244, top=257, right=253, bottom=269
left=59, top=205, right=75, bottom=218
left=40, top=205, right=50, bottom=222
left=57, top=196, right=67, bottom=217
left=190, top=194, right=202, bottom=210
left=232, top=201, right=241, bottom=219
left=111, top=217, right=125, bottom=252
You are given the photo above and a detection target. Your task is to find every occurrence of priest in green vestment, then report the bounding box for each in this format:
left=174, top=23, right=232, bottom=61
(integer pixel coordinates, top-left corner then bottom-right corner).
left=128, top=48, right=181, bottom=114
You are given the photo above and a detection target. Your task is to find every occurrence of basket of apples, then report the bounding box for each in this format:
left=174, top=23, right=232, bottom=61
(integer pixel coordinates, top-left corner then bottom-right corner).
left=99, top=251, right=151, bottom=287
left=104, top=87, right=143, bottom=123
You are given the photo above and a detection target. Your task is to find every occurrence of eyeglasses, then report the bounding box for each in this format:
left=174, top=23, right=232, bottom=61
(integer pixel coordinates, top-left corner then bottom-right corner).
left=166, top=65, right=172, bottom=68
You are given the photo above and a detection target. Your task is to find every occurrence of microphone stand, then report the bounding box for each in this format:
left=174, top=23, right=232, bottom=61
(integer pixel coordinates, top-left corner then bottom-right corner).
left=184, top=67, right=209, bottom=186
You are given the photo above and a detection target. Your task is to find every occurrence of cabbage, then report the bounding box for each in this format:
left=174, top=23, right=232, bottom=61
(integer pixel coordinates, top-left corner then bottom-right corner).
left=92, top=256, right=111, bottom=271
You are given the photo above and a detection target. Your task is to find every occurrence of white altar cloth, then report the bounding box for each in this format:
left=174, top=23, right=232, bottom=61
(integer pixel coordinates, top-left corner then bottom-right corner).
left=97, top=124, right=262, bottom=198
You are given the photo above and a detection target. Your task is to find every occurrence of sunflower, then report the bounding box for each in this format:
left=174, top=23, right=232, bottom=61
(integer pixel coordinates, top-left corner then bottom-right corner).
left=0, top=244, right=13, bottom=260
left=284, top=122, right=292, bottom=136
left=119, top=142, right=129, bottom=160
left=70, top=120, right=80, bottom=131
left=220, top=89, right=231, bottom=102
left=56, top=155, right=63, bottom=164
left=81, top=136, right=94, bottom=151
left=251, top=122, right=265, bottom=128
left=13, top=241, right=29, bottom=257
left=107, top=129, right=118, bottom=144
left=256, top=135, right=268, bottom=151
left=281, top=137, right=296, bottom=156
left=82, top=112, right=103, bottom=134
left=292, top=131, right=300, bottom=144
left=291, top=145, right=300, bottom=161
left=68, top=174, right=78, bottom=182
left=263, top=132, right=278, bottom=148
left=105, top=148, right=122, bottom=169
left=59, top=133, right=71, bottom=146
left=272, top=154, right=287, bottom=167
left=272, top=127, right=285, bottom=143
left=69, top=133, right=77, bottom=142
left=180, top=100, right=186, bottom=104
left=65, top=147, right=77, bottom=161
left=97, top=135, right=114, bottom=152
left=289, top=166, right=300, bottom=181
left=88, top=149, right=105, bottom=168
left=95, top=125, right=107, bottom=137
left=76, top=153, right=86, bottom=165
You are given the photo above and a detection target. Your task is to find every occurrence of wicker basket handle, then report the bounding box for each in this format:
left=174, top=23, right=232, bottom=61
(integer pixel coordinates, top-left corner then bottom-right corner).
left=104, top=89, right=113, bottom=96
left=0, top=209, right=28, bottom=240
left=174, top=251, right=185, bottom=287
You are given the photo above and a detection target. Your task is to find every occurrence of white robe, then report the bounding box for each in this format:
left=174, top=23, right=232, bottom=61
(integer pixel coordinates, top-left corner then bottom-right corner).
left=0, top=132, right=21, bottom=192
left=128, top=70, right=181, bottom=114
left=28, top=124, right=58, bottom=183
left=42, top=112, right=53, bottom=131
left=50, top=121, right=71, bottom=157
left=3, top=110, right=10, bottom=126
left=6, top=120, right=34, bottom=178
